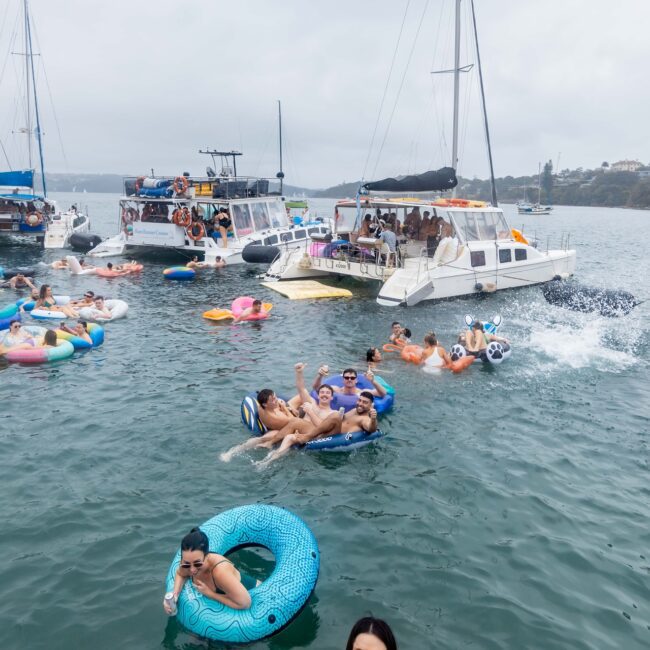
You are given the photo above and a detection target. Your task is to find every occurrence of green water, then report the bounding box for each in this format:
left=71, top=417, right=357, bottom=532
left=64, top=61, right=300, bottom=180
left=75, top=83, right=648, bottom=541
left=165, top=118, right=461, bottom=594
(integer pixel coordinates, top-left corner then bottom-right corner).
left=1, top=195, right=648, bottom=649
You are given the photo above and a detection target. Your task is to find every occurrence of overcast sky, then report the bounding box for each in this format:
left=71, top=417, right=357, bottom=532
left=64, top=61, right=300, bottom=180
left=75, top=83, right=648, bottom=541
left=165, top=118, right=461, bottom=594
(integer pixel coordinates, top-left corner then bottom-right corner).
left=0, top=0, right=648, bottom=188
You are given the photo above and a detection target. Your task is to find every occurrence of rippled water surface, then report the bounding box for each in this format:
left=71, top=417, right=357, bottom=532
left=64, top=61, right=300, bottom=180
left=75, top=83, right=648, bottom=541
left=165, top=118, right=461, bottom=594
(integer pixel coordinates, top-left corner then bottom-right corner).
left=1, top=194, right=648, bottom=649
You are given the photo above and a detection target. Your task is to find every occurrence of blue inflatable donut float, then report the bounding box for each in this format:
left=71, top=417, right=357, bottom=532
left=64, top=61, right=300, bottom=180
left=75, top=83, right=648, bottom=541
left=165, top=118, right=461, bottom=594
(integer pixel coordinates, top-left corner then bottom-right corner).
left=165, top=505, right=319, bottom=643
left=310, top=374, right=394, bottom=414
left=240, top=393, right=385, bottom=451
left=0, top=303, right=20, bottom=331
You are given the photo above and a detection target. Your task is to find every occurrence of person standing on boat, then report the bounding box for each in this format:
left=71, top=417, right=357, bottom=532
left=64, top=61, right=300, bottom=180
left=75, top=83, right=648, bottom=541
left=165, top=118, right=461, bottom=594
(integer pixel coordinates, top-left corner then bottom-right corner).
left=378, top=223, right=397, bottom=266
left=217, top=207, right=232, bottom=248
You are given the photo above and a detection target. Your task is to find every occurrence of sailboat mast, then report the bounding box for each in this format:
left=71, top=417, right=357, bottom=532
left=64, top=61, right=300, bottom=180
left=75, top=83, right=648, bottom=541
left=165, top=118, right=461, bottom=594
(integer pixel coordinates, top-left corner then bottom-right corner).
left=23, top=0, right=32, bottom=170
left=451, top=0, right=461, bottom=197
left=277, top=100, right=284, bottom=195
left=25, top=0, right=46, bottom=197
left=537, top=162, right=542, bottom=205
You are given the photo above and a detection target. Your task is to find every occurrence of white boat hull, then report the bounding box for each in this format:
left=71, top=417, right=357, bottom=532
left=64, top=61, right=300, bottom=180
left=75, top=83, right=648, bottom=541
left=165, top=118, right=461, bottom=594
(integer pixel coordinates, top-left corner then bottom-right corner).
left=43, top=211, right=90, bottom=249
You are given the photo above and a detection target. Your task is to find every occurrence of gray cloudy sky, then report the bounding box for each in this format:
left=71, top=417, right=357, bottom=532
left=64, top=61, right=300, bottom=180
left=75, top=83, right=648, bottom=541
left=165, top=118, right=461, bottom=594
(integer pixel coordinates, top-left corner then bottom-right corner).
left=0, top=0, right=648, bottom=188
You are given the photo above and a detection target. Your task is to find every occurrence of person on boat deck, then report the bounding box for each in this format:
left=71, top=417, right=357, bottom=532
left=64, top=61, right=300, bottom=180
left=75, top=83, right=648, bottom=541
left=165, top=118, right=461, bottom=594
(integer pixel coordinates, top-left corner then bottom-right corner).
left=220, top=372, right=336, bottom=462
left=69, top=291, right=95, bottom=308
left=34, top=285, right=78, bottom=318
left=312, top=365, right=387, bottom=399
left=214, top=255, right=226, bottom=268
left=216, top=207, right=233, bottom=248
left=358, top=214, right=374, bottom=239
left=346, top=616, right=398, bottom=650
left=418, top=211, right=431, bottom=240
left=465, top=320, right=509, bottom=356
left=60, top=320, right=92, bottom=345
left=378, top=223, right=397, bottom=266
left=421, top=331, right=452, bottom=374
left=1, top=273, right=36, bottom=291
left=232, top=299, right=267, bottom=324
left=163, top=527, right=255, bottom=614
left=403, top=207, right=421, bottom=238
left=257, top=392, right=378, bottom=466
left=1, top=321, right=36, bottom=348
left=91, top=296, right=112, bottom=319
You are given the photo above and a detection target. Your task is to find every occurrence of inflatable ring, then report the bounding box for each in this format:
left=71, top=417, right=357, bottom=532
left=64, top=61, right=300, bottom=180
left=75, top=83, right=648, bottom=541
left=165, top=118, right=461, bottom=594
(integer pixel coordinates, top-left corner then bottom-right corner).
left=163, top=266, right=195, bottom=280
left=55, top=323, right=104, bottom=349
left=4, top=338, right=74, bottom=364
left=310, top=374, right=394, bottom=414
left=25, top=211, right=43, bottom=227
left=186, top=221, right=205, bottom=241
left=165, top=505, right=320, bottom=644
left=231, top=296, right=270, bottom=321
left=240, top=393, right=386, bottom=451
left=173, top=175, right=189, bottom=194
left=78, top=299, right=129, bottom=322
left=0, top=303, right=20, bottom=330
left=2, top=267, right=37, bottom=279
left=400, top=344, right=423, bottom=364
left=172, top=207, right=191, bottom=227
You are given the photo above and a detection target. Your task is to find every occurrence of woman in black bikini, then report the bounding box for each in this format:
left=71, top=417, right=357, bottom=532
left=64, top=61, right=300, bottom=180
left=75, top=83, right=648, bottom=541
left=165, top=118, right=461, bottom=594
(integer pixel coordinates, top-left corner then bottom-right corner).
left=163, top=527, right=255, bottom=613
left=216, top=207, right=232, bottom=248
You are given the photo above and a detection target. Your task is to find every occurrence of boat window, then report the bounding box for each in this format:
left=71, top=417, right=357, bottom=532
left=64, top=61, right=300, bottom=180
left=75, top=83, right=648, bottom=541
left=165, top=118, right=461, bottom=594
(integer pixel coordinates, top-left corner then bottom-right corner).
left=264, top=235, right=279, bottom=245
left=475, top=212, right=497, bottom=239
left=515, top=248, right=527, bottom=261
left=493, top=211, right=511, bottom=238
left=499, top=248, right=512, bottom=263
left=470, top=250, right=486, bottom=267
left=280, top=232, right=293, bottom=242
left=231, top=204, right=253, bottom=236
left=267, top=201, right=289, bottom=228
left=251, top=202, right=271, bottom=231
left=308, top=227, right=320, bottom=235
left=452, top=211, right=478, bottom=241
left=293, top=229, right=306, bottom=240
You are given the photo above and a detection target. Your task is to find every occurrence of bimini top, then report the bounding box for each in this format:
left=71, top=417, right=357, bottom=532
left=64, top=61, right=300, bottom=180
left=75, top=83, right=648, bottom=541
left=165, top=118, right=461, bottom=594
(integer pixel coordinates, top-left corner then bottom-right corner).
left=361, top=167, right=458, bottom=193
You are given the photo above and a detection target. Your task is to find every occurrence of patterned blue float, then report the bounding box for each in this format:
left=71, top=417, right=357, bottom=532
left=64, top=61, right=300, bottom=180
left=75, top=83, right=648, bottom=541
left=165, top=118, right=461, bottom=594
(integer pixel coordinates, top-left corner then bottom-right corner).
left=165, top=505, right=319, bottom=643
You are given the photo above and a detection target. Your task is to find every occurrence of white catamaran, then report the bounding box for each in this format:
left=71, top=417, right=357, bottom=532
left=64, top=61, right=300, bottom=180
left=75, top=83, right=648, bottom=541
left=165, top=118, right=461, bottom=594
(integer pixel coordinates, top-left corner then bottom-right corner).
left=88, top=150, right=329, bottom=264
left=263, top=0, right=575, bottom=305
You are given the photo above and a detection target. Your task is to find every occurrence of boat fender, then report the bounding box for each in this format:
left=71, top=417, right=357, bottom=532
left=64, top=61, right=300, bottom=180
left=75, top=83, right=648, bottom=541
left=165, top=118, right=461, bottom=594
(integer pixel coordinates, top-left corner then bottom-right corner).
left=242, top=244, right=281, bottom=264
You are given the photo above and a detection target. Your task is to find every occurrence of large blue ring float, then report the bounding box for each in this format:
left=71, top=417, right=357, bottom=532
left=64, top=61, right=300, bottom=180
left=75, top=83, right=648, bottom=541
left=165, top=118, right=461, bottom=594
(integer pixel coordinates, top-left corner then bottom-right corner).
left=310, top=374, right=394, bottom=414
left=165, top=504, right=319, bottom=643
left=241, top=393, right=385, bottom=452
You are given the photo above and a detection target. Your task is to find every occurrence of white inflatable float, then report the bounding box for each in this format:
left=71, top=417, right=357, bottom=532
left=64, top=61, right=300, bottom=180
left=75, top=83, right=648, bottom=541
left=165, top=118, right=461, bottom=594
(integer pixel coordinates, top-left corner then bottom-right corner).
left=66, top=255, right=97, bottom=276
left=78, top=298, right=128, bottom=321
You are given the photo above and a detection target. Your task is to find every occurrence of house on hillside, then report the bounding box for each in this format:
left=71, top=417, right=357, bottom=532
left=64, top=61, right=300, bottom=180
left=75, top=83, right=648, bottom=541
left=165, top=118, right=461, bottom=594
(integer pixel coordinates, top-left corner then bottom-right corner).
left=610, top=160, right=643, bottom=172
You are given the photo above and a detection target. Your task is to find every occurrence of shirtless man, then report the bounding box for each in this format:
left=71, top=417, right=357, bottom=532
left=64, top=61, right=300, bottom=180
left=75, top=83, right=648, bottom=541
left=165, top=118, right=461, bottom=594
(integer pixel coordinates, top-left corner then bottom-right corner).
left=233, top=299, right=268, bottom=324
left=256, top=392, right=378, bottom=466
left=91, top=296, right=113, bottom=319
left=220, top=364, right=336, bottom=461
left=1, top=273, right=36, bottom=291
left=312, top=365, right=387, bottom=400
left=69, top=290, right=95, bottom=308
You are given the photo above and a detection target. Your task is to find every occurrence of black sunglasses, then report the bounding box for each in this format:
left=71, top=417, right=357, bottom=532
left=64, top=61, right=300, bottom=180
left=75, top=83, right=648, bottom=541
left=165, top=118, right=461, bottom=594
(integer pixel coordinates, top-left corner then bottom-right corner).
left=180, top=560, right=204, bottom=570
left=343, top=375, right=357, bottom=380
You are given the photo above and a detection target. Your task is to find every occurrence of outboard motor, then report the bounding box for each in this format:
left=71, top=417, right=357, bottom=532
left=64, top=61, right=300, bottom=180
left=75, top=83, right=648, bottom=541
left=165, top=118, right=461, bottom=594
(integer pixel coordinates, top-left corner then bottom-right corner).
left=242, top=244, right=281, bottom=264
left=69, top=232, right=103, bottom=252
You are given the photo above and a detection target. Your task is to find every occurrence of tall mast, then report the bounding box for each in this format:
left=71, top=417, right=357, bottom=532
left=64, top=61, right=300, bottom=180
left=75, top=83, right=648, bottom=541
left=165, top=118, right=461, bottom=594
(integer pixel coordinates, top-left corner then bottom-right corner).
left=24, top=0, right=46, bottom=196
left=451, top=0, right=461, bottom=197
left=537, top=162, right=542, bottom=205
left=23, top=0, right=32, bottom=169
left=277, top=100, right=284, bottom=195
left=470, top=0, right=497, bottom=206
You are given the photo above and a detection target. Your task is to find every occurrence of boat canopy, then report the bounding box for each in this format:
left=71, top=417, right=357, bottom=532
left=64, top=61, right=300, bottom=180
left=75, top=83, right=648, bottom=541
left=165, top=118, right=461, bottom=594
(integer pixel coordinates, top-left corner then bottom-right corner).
left=361, top=167, right=457, bottom=193
left=0, top=170, right=34, bottom=188
left=0, top=192, right=44, bottom=201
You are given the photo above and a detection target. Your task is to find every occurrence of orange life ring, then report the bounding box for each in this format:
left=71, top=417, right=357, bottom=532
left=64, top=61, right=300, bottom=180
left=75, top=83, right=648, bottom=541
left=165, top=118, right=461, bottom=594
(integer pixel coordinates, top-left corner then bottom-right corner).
left=25, top=211, right=43, bottom=227
left=172, top=207, right=191, bottom=227
left=382, top=343, right=402, bottom=353
left=135, top=176, right=145, bottom=192
left=511, top=228, right=529, bottom=245
left=173, top=176, right=189, bottom=194
left=446, top=356, right=475, bottom=373
left=186, top=221, right=205, bottom=241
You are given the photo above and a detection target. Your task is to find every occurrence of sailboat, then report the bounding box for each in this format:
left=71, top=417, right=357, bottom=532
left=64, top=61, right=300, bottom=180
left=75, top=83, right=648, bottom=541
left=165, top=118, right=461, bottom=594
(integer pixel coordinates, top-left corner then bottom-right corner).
left=263, top=0, right=575, bottom=306
left=517, top=163, right=553, bottom=214
left=0, top=0, right=89, bottom=247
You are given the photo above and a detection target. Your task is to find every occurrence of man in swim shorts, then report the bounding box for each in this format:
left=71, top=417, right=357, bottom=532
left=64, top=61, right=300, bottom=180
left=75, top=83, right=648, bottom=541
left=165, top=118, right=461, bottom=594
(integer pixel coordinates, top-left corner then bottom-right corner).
left=256, top=392, right=378, bottom=466
left=311, top=366, right=387, bottom=400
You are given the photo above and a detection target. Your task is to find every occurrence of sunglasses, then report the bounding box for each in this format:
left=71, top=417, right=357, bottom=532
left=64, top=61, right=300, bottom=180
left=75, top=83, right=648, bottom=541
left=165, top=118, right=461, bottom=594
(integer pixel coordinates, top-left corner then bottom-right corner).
left=180, top=561, right=204, bottom=570
left=343, top=375, right=357, bottom=380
